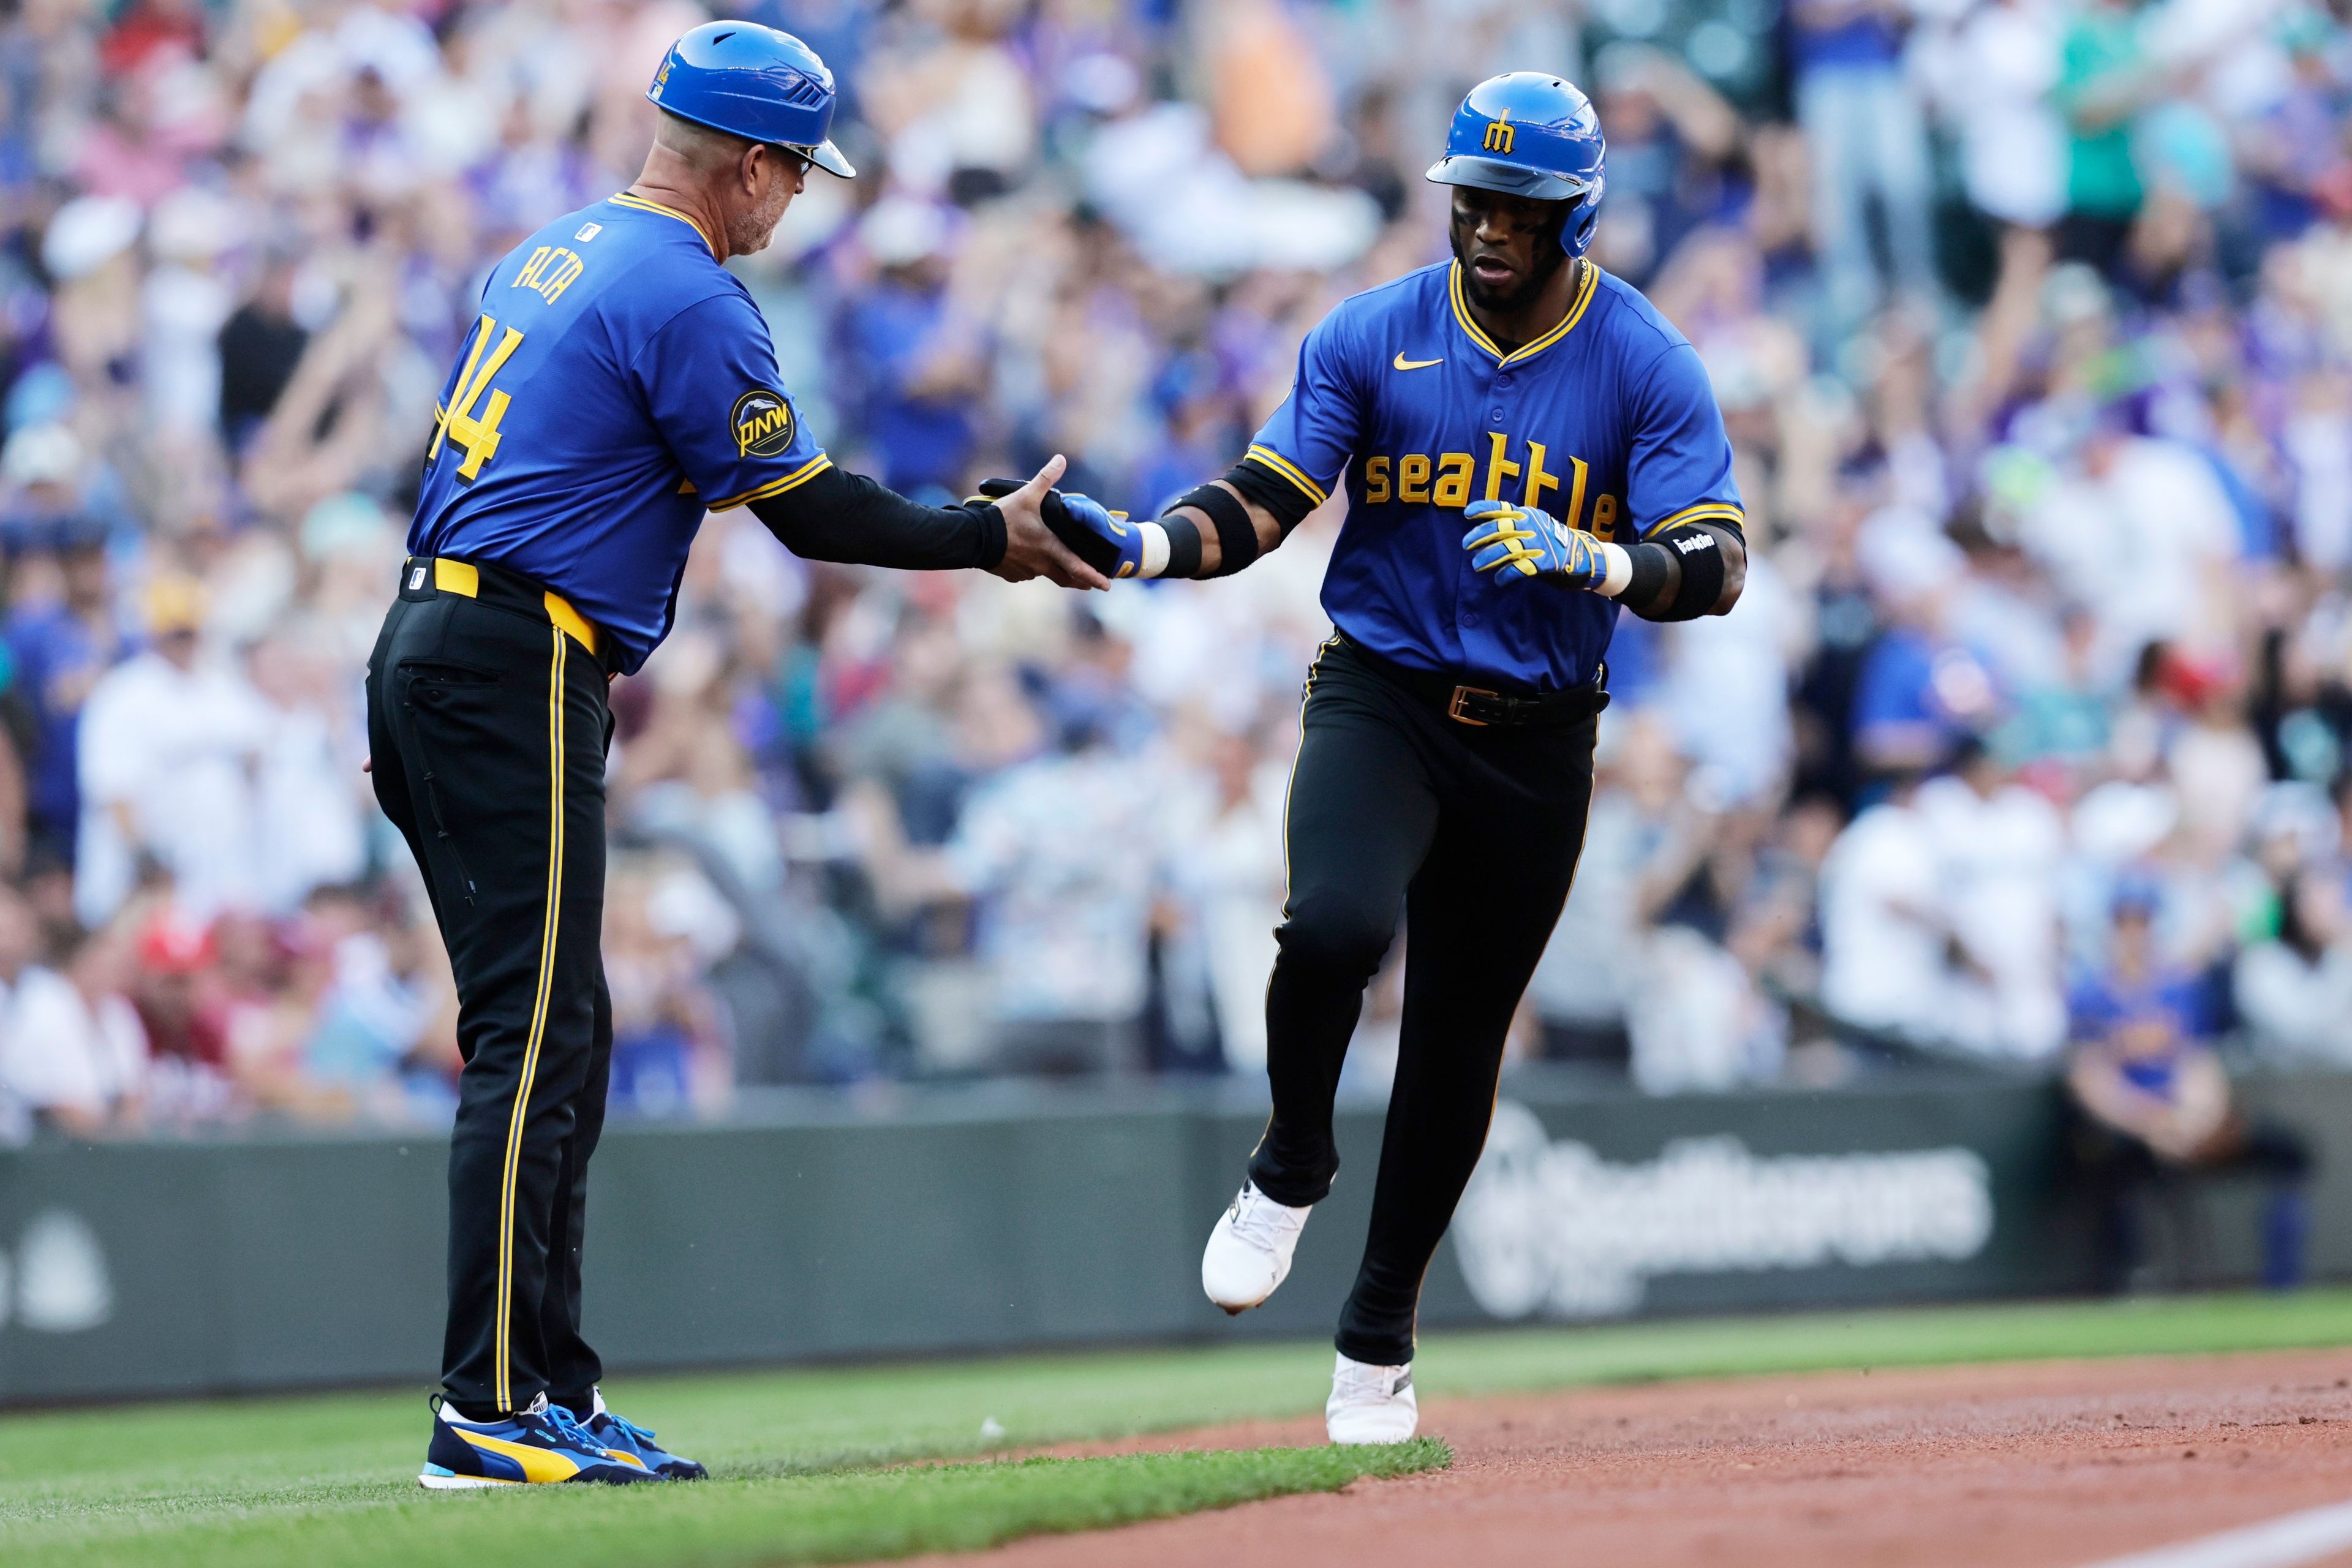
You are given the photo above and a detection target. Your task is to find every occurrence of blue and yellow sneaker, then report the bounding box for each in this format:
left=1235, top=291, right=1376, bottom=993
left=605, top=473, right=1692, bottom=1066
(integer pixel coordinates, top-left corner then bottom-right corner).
left=418, top=1392, right=655, bottom=1488
left=573, top=1387, right=709, bottom=1480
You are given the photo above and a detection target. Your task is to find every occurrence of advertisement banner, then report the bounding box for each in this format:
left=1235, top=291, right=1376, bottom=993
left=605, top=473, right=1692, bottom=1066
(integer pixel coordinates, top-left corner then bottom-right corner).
left=2, top=1072, right=2342, bottom=1404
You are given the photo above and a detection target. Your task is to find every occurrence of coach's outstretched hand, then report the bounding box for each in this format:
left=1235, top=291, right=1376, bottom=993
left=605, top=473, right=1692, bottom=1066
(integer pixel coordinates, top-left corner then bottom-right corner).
left=986, top=456, right=1112, bottom=589
left=1462, top=499, right=1610, bottom=590
left=971, top=471, right=1144, bottom=582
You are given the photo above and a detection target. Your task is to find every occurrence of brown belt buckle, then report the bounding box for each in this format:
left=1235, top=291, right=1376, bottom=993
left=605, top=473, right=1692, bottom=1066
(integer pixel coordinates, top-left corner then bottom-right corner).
left=1448, top=685, right=1497, bottom=726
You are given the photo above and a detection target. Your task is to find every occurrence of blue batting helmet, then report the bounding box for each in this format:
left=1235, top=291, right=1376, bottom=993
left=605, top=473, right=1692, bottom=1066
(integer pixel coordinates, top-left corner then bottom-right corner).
left=646, top=22, right=856, bottom=178
left=1426, top=73, right=1605, bottom=257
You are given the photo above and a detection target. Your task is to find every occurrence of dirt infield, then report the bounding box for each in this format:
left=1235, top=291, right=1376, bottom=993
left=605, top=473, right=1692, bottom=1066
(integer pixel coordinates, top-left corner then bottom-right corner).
left=909, top=1347, right=2352, bottom=1567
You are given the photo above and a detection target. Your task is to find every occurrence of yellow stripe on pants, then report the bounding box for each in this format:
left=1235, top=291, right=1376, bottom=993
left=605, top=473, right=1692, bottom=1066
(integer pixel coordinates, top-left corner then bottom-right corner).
left=494, top=626, right=567, bottom=1411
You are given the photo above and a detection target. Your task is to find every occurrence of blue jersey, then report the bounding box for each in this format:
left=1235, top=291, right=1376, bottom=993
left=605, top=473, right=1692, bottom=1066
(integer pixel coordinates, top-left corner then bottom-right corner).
left=408, top=193, right=829, bottom=674
left=1247, top=260, right=1741, bottom=692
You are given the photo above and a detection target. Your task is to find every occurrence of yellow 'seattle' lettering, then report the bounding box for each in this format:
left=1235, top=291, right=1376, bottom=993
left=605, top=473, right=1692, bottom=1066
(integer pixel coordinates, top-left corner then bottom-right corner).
left=1353, top=432, right=1608, bottom=523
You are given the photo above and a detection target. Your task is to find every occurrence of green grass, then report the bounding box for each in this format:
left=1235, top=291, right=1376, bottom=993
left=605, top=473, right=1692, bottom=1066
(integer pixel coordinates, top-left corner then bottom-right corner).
left=5, top=1289, right=2348, bottom=1567
left=9, top=1442, right=1450, bottom=1568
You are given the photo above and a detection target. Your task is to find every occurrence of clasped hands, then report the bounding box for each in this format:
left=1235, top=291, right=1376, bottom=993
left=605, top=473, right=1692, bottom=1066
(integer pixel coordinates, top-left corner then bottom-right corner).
left=986, top=473, right=1618, bottom=594
left=973, top=459, right=1145, bottom=586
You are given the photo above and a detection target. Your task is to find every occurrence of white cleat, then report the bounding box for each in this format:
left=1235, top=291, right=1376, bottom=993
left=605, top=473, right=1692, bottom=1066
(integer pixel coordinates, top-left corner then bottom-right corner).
left=1326, top=1353, right=1418, bottom=1445
left=1200, top=1180, right=1311, bottom=1314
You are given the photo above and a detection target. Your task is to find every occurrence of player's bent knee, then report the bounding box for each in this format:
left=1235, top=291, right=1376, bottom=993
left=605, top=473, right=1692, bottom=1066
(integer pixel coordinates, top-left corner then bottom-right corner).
left=1275, top=896, right=1397, bottom=980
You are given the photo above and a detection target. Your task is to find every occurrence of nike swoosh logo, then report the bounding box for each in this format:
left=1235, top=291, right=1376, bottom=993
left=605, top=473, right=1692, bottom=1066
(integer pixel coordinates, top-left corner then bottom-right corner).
left=1393, top=353, right=1443, bottom=371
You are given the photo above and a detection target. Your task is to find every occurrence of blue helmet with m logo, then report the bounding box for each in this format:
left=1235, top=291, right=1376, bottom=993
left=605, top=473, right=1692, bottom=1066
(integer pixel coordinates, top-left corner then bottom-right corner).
left=1426, top=73, right=1605, bottom=258
left=646, top=21, right=856, bottom=179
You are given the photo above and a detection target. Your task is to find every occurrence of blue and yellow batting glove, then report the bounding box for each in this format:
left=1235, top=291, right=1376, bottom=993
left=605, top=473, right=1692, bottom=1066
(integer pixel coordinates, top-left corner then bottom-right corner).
left=1058, top=492, right=1147, bottom=579
left=1462, top=498, right=1610, bottom=589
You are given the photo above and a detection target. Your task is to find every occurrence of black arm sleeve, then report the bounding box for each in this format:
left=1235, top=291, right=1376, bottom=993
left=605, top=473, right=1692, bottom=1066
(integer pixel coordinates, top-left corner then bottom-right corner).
left=1222, top=461, right=1318, bottom=537
left=748, top=464, right=1005, bottom=571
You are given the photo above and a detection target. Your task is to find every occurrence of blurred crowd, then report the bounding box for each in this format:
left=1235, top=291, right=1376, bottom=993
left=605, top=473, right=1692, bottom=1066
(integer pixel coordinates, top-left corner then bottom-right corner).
left=2, top=0, right=2352, bottom=1139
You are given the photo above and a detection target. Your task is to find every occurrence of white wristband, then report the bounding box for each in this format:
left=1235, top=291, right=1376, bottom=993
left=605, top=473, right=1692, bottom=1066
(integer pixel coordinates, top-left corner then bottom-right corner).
left=1595, top=541, right=1634, bottom=597
left=1138, top=520, right=1170, bottom=579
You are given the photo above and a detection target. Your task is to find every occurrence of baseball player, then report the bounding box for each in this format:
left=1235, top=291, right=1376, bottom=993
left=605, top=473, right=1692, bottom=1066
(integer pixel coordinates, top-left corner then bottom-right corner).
left=372, top=23, right=1103, bottom=1488
left=1046, top=73, right=1747, bottom=1442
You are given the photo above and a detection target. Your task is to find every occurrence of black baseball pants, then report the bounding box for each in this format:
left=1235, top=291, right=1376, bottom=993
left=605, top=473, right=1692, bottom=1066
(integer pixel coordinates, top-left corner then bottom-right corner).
left=1249, top=636, right=1597, bottom=1368
left=367, top=559, right=613, bottom=1419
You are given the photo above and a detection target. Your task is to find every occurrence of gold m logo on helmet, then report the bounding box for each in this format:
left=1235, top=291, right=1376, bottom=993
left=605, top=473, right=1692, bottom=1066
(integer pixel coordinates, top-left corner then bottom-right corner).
left=1482, top=111, right=1514, bottom=154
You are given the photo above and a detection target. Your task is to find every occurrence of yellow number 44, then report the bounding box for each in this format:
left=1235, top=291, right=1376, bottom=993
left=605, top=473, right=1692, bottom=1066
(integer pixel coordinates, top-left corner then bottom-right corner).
left=429, top=314, right=525, bottom=481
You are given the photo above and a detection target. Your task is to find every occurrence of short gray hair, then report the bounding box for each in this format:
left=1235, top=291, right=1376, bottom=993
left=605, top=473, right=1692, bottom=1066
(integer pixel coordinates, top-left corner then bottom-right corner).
left=653, top=109, right=755, bottom=172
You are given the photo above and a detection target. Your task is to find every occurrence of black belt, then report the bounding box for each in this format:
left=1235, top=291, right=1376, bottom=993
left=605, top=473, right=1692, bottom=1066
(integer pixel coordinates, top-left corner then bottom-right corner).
left=1335, top=635, right=1609, bottom=728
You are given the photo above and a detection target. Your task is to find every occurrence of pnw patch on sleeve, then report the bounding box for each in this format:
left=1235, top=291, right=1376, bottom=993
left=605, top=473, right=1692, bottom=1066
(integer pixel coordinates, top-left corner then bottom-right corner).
left=730, top=390, right=794, bottom=458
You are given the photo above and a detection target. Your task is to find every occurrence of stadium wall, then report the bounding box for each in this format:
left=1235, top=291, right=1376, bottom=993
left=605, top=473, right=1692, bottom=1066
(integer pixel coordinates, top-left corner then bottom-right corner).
left=0, top=1071, right=2342, bottom=1404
